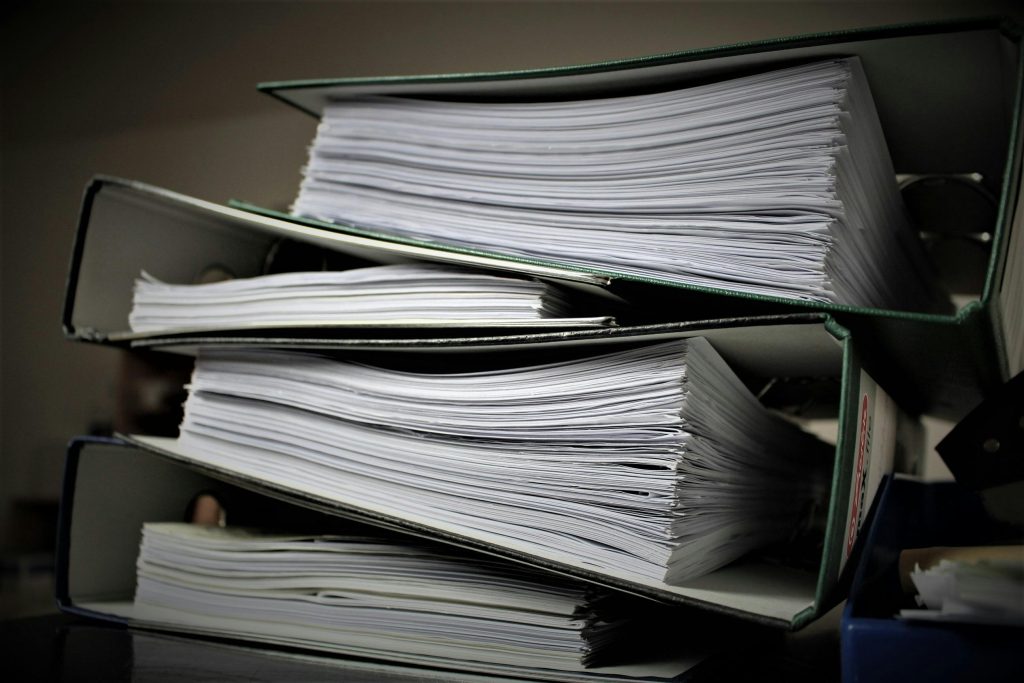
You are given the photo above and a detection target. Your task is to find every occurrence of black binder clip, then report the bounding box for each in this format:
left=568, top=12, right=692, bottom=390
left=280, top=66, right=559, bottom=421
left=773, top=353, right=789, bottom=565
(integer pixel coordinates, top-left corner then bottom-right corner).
left=936, top=370, right=1024, bottom=526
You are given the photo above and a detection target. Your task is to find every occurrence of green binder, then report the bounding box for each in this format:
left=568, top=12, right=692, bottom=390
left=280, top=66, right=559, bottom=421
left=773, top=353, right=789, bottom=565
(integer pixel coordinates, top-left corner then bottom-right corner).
left=122, top=315, right=915, bottom=630
left=62, top=176, right=618, bottom=345
left=247, top=18, right=1023, bottom=420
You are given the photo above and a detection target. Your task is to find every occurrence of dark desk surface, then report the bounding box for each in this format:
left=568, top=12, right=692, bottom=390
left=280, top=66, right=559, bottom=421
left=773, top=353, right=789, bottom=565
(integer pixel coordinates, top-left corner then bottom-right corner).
left=1, top=611, right=840, bottom=682
left=3, top=613, right=506, bottom=682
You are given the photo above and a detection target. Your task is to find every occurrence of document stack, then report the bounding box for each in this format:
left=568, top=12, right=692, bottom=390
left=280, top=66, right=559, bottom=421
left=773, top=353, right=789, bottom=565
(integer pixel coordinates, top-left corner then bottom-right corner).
left=56, top=18, right=1024, bottom=681
left=293, top=58, right=949, bottom=313
left=128, top=263, right=612, bottom=333
left=133, top=523, right=629, bottom=673
left=170, top=338, right=833, bottom=586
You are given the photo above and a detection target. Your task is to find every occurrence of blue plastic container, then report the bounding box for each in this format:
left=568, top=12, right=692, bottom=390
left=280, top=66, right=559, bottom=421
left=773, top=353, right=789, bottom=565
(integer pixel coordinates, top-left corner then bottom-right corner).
left=840, top=477, right=1024, bottom=682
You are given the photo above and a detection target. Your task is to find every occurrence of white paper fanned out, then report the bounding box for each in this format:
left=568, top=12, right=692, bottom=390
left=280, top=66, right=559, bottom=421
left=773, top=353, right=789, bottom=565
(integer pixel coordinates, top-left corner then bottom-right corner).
left=127, top=263, right=609, bottom=333
left=900, top=553, right=1024, bottom=626
left=132, top=523, right=681, bottom=677
left=173, top=338, right=833, bottom=586
left=293, top=58, right=949, bottom=313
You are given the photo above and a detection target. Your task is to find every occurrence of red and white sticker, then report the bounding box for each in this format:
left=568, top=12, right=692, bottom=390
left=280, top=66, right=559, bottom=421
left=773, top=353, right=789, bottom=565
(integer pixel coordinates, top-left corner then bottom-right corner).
left=840, top=372, right=897, bottom=573
left=846, top=394, right=871, bottom=558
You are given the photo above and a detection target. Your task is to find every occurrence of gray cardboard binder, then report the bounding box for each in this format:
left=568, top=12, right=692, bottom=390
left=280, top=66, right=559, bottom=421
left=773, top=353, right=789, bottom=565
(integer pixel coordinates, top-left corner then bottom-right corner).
left=61, top=176, right=617, bottom=346
left=56, top=437, right=739, bottom=681
left=118, top=316, right=918, bottom=630
left=248, top=18, right=1024, bottom=420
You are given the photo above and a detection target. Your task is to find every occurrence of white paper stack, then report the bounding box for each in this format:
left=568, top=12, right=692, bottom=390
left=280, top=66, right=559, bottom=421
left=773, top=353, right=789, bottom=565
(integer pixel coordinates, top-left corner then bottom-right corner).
left=128, top=263, right=610, bottom=333
left=173, top=338, right=832, bottom=587
left=293, top=58, right=948, bottom=312
left=132, top=523, right=683, bottom=677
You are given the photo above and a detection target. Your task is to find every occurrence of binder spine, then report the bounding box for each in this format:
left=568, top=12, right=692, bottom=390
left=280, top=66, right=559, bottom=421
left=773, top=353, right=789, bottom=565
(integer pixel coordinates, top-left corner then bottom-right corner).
left=62, top=179, right=108, bottom=342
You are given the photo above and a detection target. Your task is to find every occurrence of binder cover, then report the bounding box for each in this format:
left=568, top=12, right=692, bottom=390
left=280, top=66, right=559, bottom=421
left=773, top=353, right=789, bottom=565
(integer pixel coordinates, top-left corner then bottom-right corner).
left=61, top=177, right=616, bottom=345
left=251, top=18, right=1024, bottom=420
left=119, top=316, right=914, bottom=630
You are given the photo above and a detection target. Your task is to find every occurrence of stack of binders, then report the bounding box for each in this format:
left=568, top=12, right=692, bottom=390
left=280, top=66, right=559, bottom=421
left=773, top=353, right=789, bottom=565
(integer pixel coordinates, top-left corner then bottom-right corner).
left=58, top=18, right=1023, bottom=680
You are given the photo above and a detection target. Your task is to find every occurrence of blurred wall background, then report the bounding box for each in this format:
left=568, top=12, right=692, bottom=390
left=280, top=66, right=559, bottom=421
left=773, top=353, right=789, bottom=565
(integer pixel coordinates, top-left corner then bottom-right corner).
left=2, top=0, right=1022, bottom=614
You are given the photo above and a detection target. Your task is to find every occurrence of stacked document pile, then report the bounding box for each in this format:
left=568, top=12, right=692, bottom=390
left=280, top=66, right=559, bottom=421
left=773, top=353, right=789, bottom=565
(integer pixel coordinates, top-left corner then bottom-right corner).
left=128, top=263, right=609, bottom=333
left=293, top=58, right=948, bottom=312
left=173, top=338, right=833, bottom=586
left=132, top=523, right=693, bottom=677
